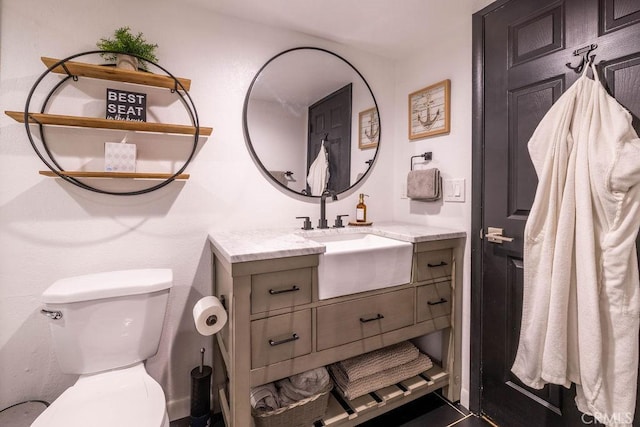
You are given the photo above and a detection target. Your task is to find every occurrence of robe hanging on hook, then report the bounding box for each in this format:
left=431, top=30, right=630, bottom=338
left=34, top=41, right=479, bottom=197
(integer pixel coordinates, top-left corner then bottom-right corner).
left=566, top=43, right=597, bottom=73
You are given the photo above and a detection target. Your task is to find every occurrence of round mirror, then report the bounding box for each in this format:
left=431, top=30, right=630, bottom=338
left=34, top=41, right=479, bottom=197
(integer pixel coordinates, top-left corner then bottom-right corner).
left=243, top=47, right=380, bottom=197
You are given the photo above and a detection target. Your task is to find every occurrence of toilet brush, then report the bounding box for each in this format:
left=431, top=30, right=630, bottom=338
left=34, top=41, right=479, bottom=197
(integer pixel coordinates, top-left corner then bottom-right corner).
left=190, top=348, right=212, bottom=427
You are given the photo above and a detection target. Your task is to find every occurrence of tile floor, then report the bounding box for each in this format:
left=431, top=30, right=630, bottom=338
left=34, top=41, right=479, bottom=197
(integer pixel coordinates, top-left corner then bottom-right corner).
left=357, top=392, right=494, bottom=427
left=169, top=413, right=224, bottom=427
left=169, top=392, right=495, bottom=427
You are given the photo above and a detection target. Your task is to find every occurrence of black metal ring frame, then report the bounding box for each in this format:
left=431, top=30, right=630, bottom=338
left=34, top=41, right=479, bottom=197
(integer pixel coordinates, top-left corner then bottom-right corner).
left=23, top=50, right=202, bottom=196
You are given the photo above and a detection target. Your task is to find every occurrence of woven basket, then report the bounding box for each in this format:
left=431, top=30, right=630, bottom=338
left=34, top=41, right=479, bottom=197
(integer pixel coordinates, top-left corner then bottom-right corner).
left=251, top=382, right=332, bottom=427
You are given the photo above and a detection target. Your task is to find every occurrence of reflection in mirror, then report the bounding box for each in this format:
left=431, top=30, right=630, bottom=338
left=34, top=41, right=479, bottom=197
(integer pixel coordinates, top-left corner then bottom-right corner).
left=243, top=47, right=380, bottom=197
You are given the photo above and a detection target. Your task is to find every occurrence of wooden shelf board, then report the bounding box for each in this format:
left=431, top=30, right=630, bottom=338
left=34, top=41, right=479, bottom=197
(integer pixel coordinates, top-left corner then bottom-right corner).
left=39, top=170, right=190, bottom=180
left=41, top=57, right=191, bottom=91
left=323, top=392, right=352, bottom=425
left=216, top=333, right=231, bottom=377
left=218, top=387, right=231, bottom=427
left=5, top=111, right=212, bottom=136
left=321, top=364, right=449, bottom=426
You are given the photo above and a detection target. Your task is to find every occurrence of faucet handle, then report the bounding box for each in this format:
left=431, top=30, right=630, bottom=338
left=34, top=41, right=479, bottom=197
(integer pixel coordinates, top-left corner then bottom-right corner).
left=333, top=214, right=349, bottom=228
left=296, top=216, right=313, bottom=230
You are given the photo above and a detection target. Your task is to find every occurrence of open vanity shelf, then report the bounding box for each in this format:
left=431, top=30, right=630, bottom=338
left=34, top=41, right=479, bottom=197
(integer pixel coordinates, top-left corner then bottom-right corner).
left=4, top=54, right=212, bottom=190
left=320, top=364, right=449, bottom=425
left=209, top=230, right=463, bottom=426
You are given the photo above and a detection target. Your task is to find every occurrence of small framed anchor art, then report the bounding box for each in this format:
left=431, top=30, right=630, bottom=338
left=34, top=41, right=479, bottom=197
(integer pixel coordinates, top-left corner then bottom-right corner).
left=408, top=79, right=450, bottom=140
left=358, top=107, right=379, bottom=149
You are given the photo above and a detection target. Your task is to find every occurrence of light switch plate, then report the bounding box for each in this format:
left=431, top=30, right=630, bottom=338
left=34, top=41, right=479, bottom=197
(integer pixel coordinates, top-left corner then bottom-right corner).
left=444, top=178, right=465, bottom=202
left=400, top=182, right=408, bottom=199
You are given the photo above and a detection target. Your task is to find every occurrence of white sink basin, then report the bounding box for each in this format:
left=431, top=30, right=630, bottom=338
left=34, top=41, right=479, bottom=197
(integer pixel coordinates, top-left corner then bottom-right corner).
left=308, top=233, right=413, bottom=300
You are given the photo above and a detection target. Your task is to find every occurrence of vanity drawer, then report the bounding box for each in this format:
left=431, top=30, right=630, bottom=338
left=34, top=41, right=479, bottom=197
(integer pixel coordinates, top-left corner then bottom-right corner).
left=251, top=310, right=312, bottom=368
left=415, top=249, right=452, bottom=282
left=251, top=268, right=312, bottom=314
left=316, top=288, right=414, bottom=351
left=416, top=280, right=452, bottom=326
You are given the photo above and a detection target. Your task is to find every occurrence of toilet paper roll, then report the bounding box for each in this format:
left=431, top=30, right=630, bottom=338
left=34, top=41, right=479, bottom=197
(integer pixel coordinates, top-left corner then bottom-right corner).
left=192, top=296, right=227, bottom=336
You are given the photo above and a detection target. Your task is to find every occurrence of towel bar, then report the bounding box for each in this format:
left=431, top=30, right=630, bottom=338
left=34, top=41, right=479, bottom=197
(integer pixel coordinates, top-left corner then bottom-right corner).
left=410, top=152, right=432, bottom=170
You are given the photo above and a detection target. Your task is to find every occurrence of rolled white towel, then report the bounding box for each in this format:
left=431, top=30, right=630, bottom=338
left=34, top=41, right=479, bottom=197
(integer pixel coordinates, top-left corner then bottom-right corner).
left=250, top=383, right=280, bottom=412
left=277, top=367, right=330, bottom=406
left=290, top=367, right=330, bottom=393
left=277, top=379, right=306, bottom=406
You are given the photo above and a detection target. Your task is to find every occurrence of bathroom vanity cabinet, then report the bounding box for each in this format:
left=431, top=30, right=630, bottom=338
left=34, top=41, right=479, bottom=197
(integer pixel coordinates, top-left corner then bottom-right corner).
left=209, top=224, right=464, bottom=426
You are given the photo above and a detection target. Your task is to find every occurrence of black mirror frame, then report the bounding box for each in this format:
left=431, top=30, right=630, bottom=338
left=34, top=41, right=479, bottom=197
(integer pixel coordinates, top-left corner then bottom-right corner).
left=242, top=46, right=381, bottom=198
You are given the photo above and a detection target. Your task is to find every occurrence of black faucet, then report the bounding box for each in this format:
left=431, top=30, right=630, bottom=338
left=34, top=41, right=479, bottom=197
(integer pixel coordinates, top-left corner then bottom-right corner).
left=318, top=189, right=337, bottom=229
left=296, top=216, right=313, bottom=230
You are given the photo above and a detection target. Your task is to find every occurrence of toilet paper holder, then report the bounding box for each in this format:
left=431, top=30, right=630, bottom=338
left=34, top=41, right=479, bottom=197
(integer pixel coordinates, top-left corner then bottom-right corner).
left=205, top=294, right=226, bottom=326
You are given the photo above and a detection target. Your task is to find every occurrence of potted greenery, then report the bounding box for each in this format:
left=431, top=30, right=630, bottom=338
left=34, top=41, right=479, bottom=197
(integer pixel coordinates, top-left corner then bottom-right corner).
left=96, top=26, right=158, bottom=71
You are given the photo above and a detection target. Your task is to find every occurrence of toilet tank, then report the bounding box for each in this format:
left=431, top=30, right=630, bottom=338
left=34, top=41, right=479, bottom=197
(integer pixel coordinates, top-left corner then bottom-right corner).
left=41, top=269, right=172, bottom=375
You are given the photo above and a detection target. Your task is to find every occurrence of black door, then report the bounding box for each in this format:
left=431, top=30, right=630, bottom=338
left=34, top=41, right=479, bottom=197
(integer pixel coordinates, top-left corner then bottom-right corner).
left=473, top=0, right=640, bottom=425
left=307, top=83, right=352, bottom=194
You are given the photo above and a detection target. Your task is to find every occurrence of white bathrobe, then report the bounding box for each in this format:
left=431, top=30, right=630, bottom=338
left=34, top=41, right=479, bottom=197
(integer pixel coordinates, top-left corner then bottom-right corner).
left=307, top=141, right=329, bottom=196
left=511, top=63, right=640, bottom=426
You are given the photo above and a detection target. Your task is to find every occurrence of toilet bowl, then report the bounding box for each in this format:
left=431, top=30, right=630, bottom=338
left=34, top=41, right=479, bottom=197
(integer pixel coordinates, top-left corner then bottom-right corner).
left=32, top=364, right=169, bottom=427
left=33, top=269, right=173, bottom=427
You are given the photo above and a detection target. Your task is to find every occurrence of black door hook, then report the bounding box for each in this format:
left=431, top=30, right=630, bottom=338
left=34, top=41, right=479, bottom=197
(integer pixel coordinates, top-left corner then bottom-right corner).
left=566, top=43, right=597, bottom=73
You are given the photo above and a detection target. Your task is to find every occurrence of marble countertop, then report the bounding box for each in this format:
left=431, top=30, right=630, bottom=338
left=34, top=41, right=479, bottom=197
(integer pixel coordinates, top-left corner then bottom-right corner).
left=208, top=222, right=466, bottom=263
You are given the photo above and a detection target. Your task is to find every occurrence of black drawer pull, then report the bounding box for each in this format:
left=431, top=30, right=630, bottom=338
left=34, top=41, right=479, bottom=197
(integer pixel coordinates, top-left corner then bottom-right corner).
left=427, top=298, right=448, bottom=306
left=360, top=313, right=385, bottom=323
left=269, top=333, right=299, bottom=346
left=427, top=261, right=448, bottom=268
left=269, top=285, right=300, bottom=295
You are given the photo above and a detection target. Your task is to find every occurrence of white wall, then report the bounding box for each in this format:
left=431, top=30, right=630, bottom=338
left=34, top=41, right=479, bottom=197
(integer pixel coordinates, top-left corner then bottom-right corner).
left=247, top=98, right=307, bottom=190
left=0, top=0, right=396, bottom=419
left=392, top=0, right=494, bottom=408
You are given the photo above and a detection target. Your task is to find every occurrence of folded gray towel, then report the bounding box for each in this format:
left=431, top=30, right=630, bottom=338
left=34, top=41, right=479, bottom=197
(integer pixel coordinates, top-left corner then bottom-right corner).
left=277, top=367, right=330, bottom=406
left=407, top=168, right=441, bottom=200
left=337, top=341, right=419, bottom=382
left=250, top=383, right=280, bottom=412
left=330, top=353, right=433, bottom=400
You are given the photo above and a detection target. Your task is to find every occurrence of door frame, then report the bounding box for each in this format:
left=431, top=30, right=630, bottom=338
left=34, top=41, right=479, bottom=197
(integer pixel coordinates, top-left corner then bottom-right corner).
left=470, top=0, right=514, bottom=415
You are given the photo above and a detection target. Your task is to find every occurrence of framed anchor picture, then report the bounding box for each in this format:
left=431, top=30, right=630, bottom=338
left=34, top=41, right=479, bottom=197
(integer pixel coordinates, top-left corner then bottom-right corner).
left=358, top=107, right=379, bottom=149
left=408, top=79, right=450, bottom=140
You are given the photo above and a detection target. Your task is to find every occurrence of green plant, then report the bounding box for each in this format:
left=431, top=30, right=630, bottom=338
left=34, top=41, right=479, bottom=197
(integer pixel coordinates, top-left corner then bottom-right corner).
left=96, top=26, right=158, bottom=70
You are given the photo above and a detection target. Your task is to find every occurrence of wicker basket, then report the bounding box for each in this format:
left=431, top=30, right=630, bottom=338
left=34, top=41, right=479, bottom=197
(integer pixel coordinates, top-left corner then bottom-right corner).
left=251, top=382, right=333, bottom=427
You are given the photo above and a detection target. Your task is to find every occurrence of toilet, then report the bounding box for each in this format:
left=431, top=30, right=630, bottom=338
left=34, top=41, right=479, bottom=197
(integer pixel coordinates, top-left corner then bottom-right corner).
left=33, top=269, right=173, bottom=427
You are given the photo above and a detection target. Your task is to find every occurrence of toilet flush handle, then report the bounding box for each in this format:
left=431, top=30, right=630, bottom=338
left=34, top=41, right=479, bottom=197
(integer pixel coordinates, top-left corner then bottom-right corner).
left=40, top=309, right=63, bottom=320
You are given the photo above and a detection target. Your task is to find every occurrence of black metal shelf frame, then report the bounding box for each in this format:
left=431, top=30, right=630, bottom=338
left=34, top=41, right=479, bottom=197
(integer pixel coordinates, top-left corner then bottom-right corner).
left=22, top=50, right=203, bottom=195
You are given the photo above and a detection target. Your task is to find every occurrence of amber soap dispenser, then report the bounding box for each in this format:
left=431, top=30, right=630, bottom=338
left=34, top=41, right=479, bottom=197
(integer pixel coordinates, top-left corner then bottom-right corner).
left=356, top=193, right=369, bottom=222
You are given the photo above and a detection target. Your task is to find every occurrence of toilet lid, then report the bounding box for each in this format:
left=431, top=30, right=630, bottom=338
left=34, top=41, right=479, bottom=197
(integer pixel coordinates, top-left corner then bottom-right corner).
left=32, top=364, right=167, bottom=427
